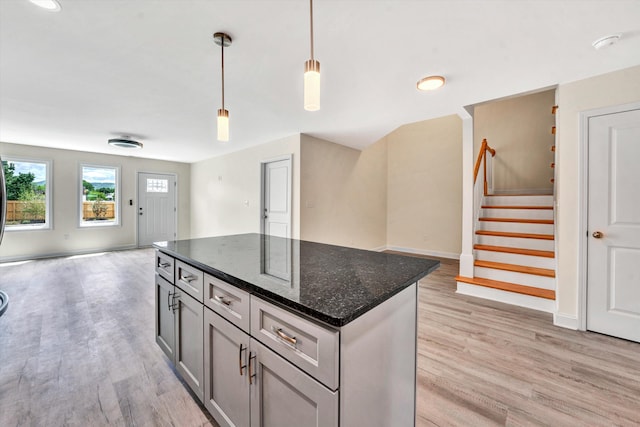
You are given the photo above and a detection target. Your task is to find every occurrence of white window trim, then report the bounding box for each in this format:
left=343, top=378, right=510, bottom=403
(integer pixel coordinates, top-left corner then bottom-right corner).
left=3, top=156, right=53, bottom=231
left=78, top=163, right=121, bottom=228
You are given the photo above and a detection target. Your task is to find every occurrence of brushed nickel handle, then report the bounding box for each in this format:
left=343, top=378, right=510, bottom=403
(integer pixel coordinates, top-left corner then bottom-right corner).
left=214, top=294, right=232, bottom=306
left=272, top=326, right=297, bottom=347
left=180, top=274, right=196, bottom=283
left=167, top=290, right=172, bottom=311
left=159, top=262, right=170, bottom=268
left=592, top=231, right=603, bottom=239
left=239, top=344, right=247, bottom=376
left=171, top=293, right=180, bottom=312
left=248, top=352, right=257, bottom=385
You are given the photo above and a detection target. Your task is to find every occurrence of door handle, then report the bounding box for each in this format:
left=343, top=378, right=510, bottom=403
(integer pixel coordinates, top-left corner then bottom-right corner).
left=239, top=344, right=247, bottom=376
left=248, top=351, right=257, bottom=385
left=167, top=291, right=173, bottom=310
left=592, top=231, right=603, bottom=239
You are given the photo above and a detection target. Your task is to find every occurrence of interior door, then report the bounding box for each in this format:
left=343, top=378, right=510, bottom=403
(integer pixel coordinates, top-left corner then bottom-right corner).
left=138, top=173, right=176, bottom=246
left=587, top=107, right=640, bottom=343
left=262, top=158, right=291, bottom=239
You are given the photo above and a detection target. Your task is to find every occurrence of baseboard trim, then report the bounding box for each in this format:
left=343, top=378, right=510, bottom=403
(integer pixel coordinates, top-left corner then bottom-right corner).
left=384, top=246, right=459, bottom=260
left=553, top=312, right=580, bottom=330
left=0, top=244, right=139, bottom=264
left=370, top=246, right=387, bottom=252
left=456, top=282, right=555, bottom=313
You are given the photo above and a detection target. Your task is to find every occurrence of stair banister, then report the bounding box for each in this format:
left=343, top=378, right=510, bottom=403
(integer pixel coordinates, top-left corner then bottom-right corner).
left=473, top=138, right=496, bottom=196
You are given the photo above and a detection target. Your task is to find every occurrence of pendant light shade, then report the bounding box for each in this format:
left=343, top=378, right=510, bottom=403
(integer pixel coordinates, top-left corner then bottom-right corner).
left=217, top=109, right=229, bottom=142
left=304, top=0, right=320, bottom=111
left=214, top=32, right=232, bottom=142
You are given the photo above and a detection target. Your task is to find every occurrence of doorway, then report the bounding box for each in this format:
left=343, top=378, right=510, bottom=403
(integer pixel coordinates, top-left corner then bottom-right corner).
left=584, top=105, right=640, bottom=342
left=137, top=172, right=177, bottom=247
left=260, top=155, right=292, bottom=239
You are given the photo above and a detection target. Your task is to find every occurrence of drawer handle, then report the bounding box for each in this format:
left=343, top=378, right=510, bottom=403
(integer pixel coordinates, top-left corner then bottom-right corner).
left=272, top=326, right=297, bottom=347
left=248, top=352, right=257, bottom=385
left=214, top=294, right=232, bottom=307
left=239, top=343, right=247, bottom=376
left=159, top=262, right=170, bottom=268
left=180, top=274, right=196, bottom=283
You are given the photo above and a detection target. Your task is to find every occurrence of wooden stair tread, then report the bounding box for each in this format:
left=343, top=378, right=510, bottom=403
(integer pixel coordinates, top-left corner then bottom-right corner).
left=481, top=205, right=553, bottom=210
left=476, top=230, right=554, bottom=240
left=479, top=218, right=554, bottom=224
left=456, top=276, right=556, bottom=300
left=474, top=244, right=555, bottom=258
left=474, top=260, right=555, bottom=277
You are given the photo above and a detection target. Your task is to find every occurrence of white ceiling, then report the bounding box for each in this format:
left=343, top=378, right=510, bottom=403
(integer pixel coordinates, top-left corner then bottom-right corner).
left=1, top=0, right=639, bottom=163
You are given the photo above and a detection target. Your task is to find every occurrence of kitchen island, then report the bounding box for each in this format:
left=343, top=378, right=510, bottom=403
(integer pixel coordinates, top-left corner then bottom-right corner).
left=154, top=233, right=439, bottom=427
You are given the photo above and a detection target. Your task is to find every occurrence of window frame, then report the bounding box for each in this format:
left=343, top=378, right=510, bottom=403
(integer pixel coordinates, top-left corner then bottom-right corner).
left=2, top=156, right=53, bottom=231
left=78, top=163, right=121, bottom=228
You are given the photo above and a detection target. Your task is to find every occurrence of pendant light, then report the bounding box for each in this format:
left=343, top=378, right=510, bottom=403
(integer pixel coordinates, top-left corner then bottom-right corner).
left=304, top=0, right=320, bottom=111
left=214, top=32, right=232, bottom=142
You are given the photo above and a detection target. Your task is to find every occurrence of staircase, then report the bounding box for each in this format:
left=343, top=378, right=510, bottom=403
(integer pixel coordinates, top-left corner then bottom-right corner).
left=457, top=194, right=556, bottom=312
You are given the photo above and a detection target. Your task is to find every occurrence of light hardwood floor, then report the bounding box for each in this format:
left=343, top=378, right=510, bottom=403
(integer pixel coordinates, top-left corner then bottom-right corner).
left=1, top=249, right=638, bottom=426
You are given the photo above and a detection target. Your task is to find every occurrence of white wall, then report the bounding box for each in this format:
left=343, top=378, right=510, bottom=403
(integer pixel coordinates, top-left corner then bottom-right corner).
left=386, top=115, right=463, bottom=258
left=556, top=65, right=640, bottom=321
left=190, top=135, right=301, bottom=239
left=474, top=90, right=555, bottom=193
left=300, top=134, right=387, bottom=249
left=0, top=142, right=190, bottom=260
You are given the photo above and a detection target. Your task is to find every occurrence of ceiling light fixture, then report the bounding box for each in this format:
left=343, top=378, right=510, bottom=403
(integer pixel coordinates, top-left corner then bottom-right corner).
left=417, top=76, right=445, bottom=91
left=592, top=33, right=622, bottom=50
left=304, top=0, right=320, bottom=111
left=108, top=138, right=143, bottom=149
left=214, top=32, right=232, bottom=142
left=28, top=0, right=61, bottom=11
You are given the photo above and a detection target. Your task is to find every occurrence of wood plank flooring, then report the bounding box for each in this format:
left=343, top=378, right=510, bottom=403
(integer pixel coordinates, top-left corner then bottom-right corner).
left=1, top=249, right=639, bottom=426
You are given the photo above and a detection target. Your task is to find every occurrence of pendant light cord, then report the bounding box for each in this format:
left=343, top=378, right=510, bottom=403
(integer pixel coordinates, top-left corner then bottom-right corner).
left=221, top=40, right=225, bottom=110
left=309, top=0, right=314, bottom=60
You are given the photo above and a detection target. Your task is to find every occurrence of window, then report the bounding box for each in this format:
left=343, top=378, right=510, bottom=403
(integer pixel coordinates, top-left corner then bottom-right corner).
left=146, top=178, right=169, bottom=193
left=2, top=157, right=52, bottom=230
left=79, top=164, right=120, bottom=227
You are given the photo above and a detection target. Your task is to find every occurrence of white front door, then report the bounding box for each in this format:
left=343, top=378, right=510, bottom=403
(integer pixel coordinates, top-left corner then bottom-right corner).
left=138, top=172, right=176, bottom=247
left=587, top=107, right=640, bottom=343
left=262, top=157, right=292, bottom=239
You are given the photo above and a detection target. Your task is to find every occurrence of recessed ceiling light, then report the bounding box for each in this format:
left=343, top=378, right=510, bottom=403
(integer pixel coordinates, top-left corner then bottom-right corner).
left=592, top=34, right=622, bottom=50
left=108, top=138, right=143, bottom=149
left=417, top=75, right=445, bottom=91
left=28, top=0, right=62, bottom=11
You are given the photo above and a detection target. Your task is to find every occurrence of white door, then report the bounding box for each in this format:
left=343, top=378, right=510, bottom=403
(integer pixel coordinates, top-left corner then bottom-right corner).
left=262, top=158, right=291, bottom=239
left=587, top=108, right=640, bottom=343
left=138, top=173, right=176, bottom=247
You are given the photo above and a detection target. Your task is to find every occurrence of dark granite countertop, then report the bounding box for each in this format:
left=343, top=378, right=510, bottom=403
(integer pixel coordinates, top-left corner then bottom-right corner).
left=154, top=233, right=439, bottom=327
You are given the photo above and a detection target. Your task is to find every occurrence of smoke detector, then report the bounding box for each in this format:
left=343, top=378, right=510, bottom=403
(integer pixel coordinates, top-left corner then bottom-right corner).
left=592, top=34, right=622, bottom=50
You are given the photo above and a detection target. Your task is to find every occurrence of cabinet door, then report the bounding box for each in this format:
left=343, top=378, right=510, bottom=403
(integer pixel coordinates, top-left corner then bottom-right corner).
left=155, top=274, right=175, bottom=362
left=175, top=290, right=204, bottom=402
left=250, top=339, right=338, bottom=427
left=204, top=309, right=250, bottom=427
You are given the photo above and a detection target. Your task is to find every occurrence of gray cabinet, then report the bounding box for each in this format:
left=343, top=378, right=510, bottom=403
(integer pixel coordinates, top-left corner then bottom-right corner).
left=204, top=307, right=337, bottom=427
left=250, top=338, right=338, bottom=427
left=204, top=309, right=251, bottom=427
left=175, top=290, right=204, bottom=402
left=155, top=274, right=175, bottom=361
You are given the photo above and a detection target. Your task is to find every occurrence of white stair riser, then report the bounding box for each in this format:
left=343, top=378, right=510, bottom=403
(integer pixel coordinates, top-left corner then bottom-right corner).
left=479, top=221, right=554, bottom=234
left=484, top=195, right=554, bottom=206
left=474, top=266, right=556, bottom=289
left=474, top=250, right=556, bottom=269
left=481, top=208, right=554, bottom=220
left=456, top=283, right=556, bottom=313
left=476, top=235, right=555, bottom=251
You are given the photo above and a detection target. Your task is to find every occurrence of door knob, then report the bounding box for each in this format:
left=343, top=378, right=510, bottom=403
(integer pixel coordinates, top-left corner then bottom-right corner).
left=592, top=231, right=603, bottom=239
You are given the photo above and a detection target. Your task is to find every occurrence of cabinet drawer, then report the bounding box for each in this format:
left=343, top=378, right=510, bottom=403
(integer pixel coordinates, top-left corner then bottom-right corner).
left=251, top=297, right=339, bottom=390
left=204, top=273, right=250, bottom=333
left=175, top=260, right=204, bottom=303
left=155, top=250, right=174, bottom=284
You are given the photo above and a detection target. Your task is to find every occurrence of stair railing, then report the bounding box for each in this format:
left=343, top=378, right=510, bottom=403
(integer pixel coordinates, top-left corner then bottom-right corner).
left=473, top=138, right=496, bottom=196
